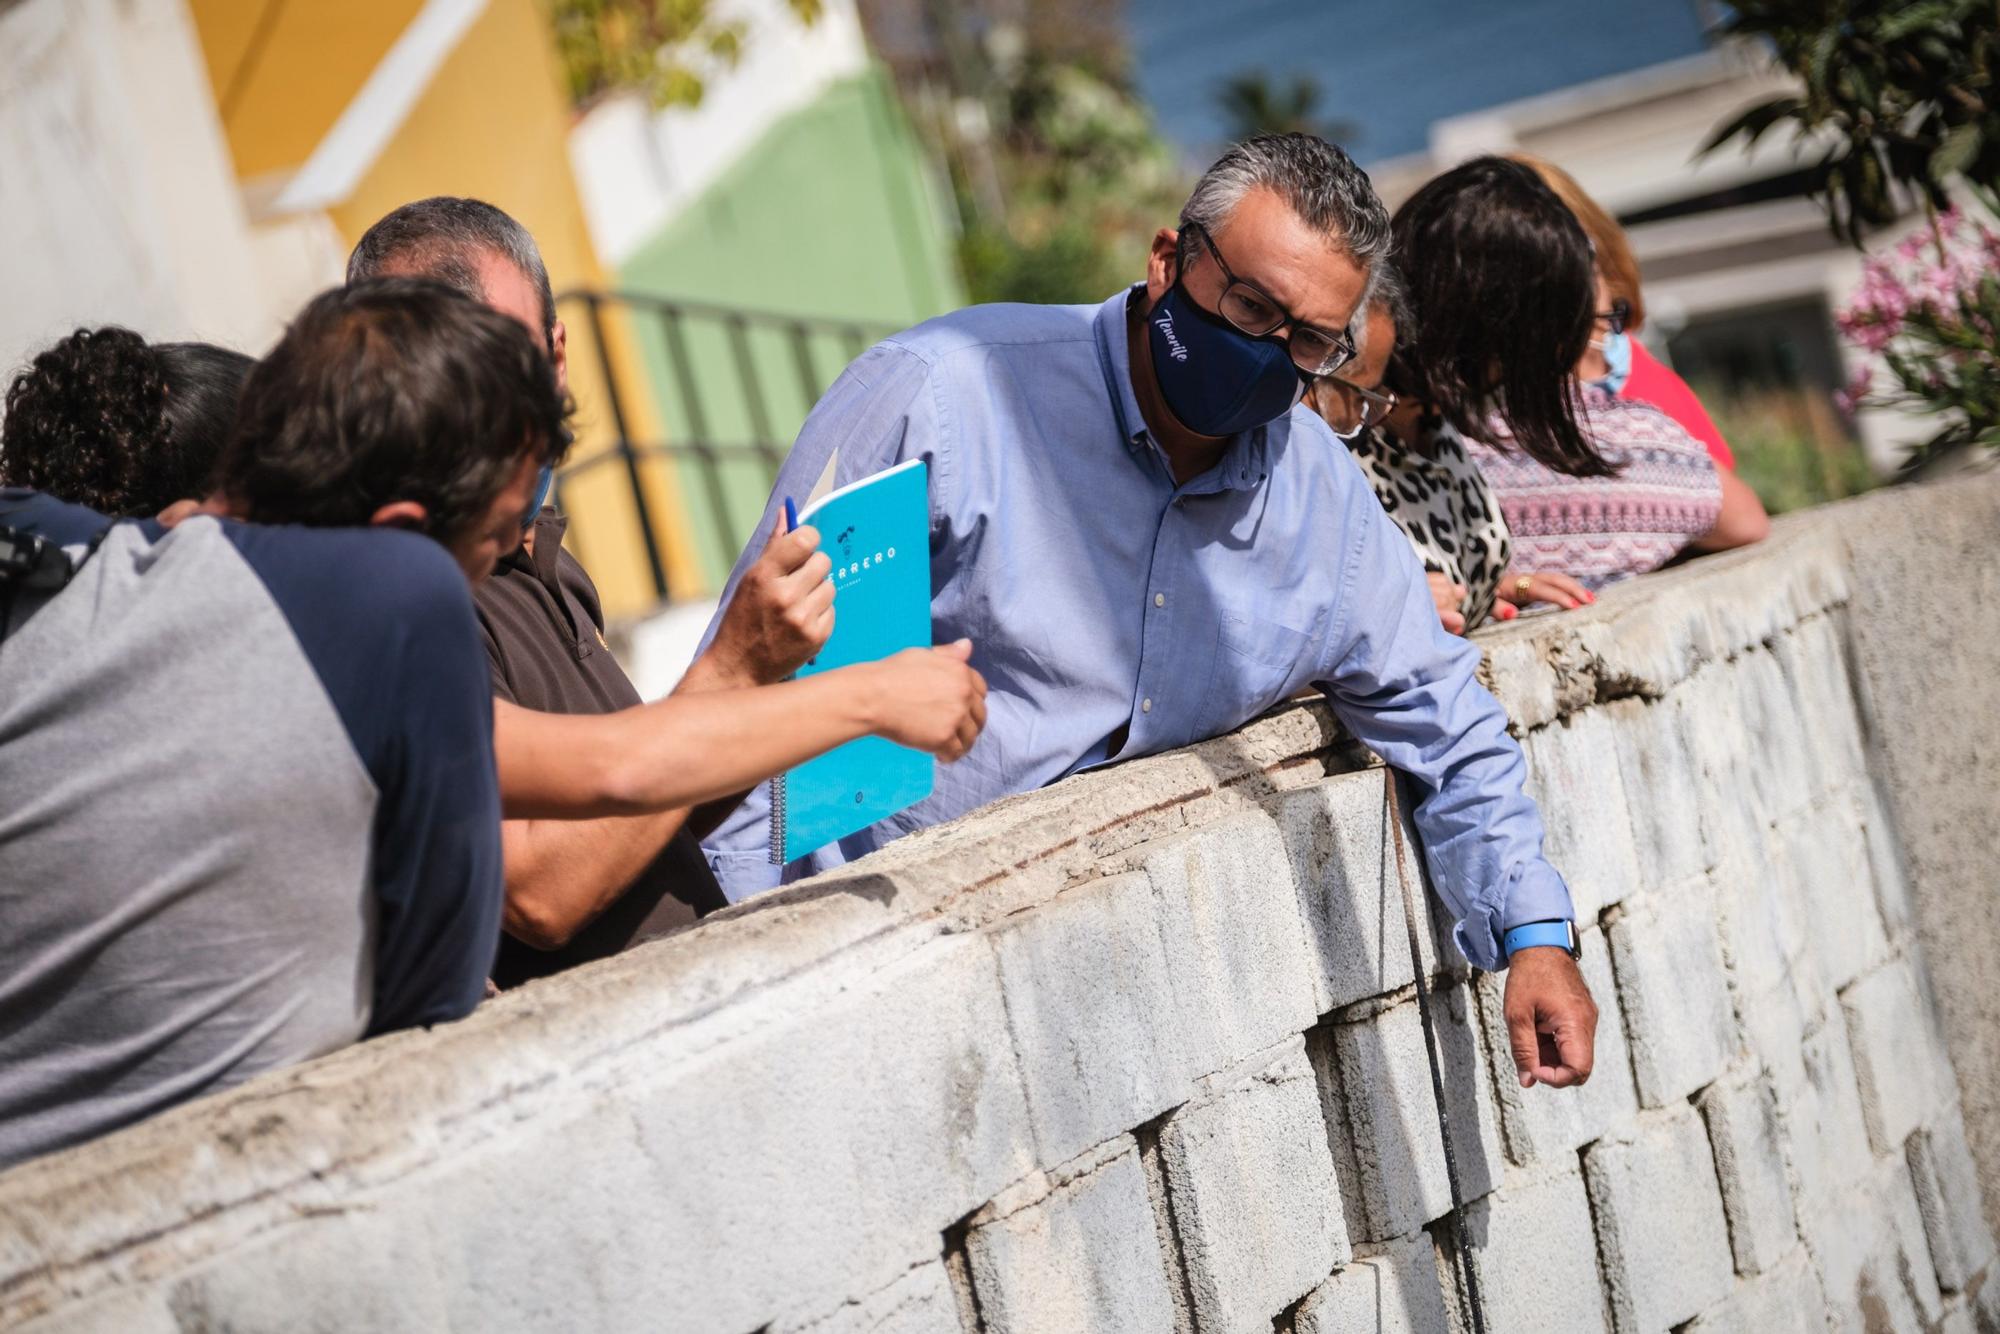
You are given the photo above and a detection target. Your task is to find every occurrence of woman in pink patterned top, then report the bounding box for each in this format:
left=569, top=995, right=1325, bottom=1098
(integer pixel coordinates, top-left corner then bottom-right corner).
left=1466, top=387, right=1723, bottom=591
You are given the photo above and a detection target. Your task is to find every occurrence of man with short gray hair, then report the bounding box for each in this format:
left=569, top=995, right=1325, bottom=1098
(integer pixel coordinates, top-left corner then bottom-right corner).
left=348, top=197, right=838, bottom=987
left=701, top=135, right=1600, bottom=1090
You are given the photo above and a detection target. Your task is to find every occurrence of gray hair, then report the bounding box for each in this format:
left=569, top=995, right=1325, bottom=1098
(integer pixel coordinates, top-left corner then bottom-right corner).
left=1352, top=259, right=1415, bottom=350
left=1178, top=133, right=1392, bottom=266
left=346, top=197, right=556, bottom=350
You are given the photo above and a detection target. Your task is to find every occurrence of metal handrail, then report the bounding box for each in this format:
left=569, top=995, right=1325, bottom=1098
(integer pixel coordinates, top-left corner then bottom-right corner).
left=554, top=288, right=900, bottom=603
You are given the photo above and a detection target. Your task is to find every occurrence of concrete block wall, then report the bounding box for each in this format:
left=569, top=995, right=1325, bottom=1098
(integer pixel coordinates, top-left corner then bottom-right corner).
left=2, top=480, right=1997, bottom=1332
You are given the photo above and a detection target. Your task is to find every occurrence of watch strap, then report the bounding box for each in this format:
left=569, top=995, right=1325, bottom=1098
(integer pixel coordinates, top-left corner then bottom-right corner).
left=1503, top=918, right=1578, bottom=959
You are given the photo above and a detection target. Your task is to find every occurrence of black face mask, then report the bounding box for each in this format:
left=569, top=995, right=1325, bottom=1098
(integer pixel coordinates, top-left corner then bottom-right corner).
left=1147, top=281, right=1307, bottom=437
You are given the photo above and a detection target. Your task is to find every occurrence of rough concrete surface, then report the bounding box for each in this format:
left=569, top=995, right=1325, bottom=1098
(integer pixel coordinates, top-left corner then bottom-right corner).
left=1157, top=1040, right=1346, bottom=1334
left=965, top=1137, right=1175, bottom=1334
left=2, top=477, right=1997, bottom=1334
left=1585, top=1105, right=1738, bottom=1333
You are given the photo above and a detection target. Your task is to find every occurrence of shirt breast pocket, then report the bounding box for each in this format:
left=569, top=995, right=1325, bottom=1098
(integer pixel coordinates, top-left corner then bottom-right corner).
left=1200, top=611, right=1317, bottom=734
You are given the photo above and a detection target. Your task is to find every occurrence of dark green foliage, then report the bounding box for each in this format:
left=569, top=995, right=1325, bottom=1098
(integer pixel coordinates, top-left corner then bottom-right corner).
left=1704, top=0, right=2000, bottom=245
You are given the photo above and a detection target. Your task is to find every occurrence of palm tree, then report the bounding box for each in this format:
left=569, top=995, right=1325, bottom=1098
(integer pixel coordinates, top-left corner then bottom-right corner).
left=1215, top=70, right=1354, bottom=145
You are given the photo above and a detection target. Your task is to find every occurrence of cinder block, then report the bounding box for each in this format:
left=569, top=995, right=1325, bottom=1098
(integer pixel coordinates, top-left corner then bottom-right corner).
left=1856, top=783, right=1914, bottom=941
left=1293, top=1233, right=1449, bottom=1334
left=1317, top=986, right=1504, bottom=1242
left=1158, top=1038, right=1348, bottom=1334
left=1711, top=848, right=1824, bottom=1099
left=1453, top=1168, right=1608, bottom=1334
left=1270, top=778, right=1418, bottom=1013
left=1519, top=708, right=1642, bottom=923
left=1731, top=647, right=1818, bottom=825
left=494, top=936, right=1034, bottom=1334
left=1777, top=1018, right=1877, bottom=1232
left=163, top=1212, right=446, bottom=1334
left=1607, top=695, right=1708, bottom=893
left=1584, top=1105, right=1737, bottom=1334
left=988, top=871, right=1192, bottom=1166
left=1605, top=883, right=1738, bottom=1107
left=1841, top=955, right=1955, bottom=1157
left=1141, top=813, right=1319, bottom=1081
left=1781, top=797, right=1888, bottom=992
left=1475, top=925, right=1638, bottom=1165
left=965, top=1137, right=1176, bottom=1334
left=1906, top=1108, right=1999, bottom=1294
left=1697, top=1070, right=1799, bottom=1276
left=1770, top=615, right=1868, bottom=798
left=1674, top=667, right=1774, bottom=877
left=1810, top=1157, right=1944, bottom=1332
left=1681, top=1252, right=1827, bottom=1334
left=776, top=1263, right=964, bottom=1334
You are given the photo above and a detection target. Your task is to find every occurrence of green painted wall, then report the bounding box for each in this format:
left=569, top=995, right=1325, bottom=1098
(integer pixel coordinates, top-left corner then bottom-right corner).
left=616, top=67, right=965, bottom=591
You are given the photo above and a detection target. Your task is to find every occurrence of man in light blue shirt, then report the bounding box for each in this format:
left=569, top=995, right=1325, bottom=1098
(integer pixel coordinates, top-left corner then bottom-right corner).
left=701, top=134, right=1599, bottom=1089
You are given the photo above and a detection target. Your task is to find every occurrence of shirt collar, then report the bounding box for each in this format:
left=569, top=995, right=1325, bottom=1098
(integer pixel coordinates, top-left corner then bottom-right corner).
left=499, top=508, right=568, bottom=590
left=1093, top=283, right=1278, bottom=496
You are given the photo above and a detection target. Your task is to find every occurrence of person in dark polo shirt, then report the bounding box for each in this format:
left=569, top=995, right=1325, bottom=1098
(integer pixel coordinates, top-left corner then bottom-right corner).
left=348, top=198, right=833, bottom=986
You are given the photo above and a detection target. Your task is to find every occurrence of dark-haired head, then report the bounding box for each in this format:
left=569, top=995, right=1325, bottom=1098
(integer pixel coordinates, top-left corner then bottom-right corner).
left=216, top=278, right=570, bottom=579
left=1387, top=156, right=1612, bottom=477
left=1, top=329, right=252, bottom=516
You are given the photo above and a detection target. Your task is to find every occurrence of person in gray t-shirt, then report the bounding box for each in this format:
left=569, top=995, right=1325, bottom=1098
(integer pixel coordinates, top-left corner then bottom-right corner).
left=0, top=280, right=565, bottom=1169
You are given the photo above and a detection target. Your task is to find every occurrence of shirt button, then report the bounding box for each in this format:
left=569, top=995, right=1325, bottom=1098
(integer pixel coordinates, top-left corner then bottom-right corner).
left=1141, top=698, right=1153, bottom=713
left=1153, top=593, right=1165, bottom=608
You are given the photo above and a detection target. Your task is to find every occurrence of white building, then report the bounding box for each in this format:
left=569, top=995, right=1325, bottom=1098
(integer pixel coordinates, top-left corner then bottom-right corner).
left=1369, top=45, right=1922, bottom=473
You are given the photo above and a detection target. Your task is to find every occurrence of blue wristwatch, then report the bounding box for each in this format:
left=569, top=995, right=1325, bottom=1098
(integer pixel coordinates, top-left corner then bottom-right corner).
left=1503, top=918, right=1581, bottom=960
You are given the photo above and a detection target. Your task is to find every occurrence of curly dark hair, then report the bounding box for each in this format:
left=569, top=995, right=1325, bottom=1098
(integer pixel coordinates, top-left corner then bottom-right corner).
left=1386, top=156, right=1613, bottom=478
left=216, top=279, right=569, bottom=555
left=1, top=328, right=252, bottom=516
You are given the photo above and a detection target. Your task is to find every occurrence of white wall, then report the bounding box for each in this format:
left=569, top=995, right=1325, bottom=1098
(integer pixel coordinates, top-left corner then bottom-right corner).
left=3, top=478, right=1998, bottom=1332
left=0, top=0, right=286, bottom=387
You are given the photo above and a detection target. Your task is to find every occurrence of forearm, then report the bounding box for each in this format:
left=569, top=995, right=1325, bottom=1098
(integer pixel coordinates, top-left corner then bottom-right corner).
left=501, top=807, right=690, bottom=950
left=1325, top=491, right=1572, bottom=969
left=494, top=669, right=884, bottom=819
left=672, top=648, right=758, bottom=829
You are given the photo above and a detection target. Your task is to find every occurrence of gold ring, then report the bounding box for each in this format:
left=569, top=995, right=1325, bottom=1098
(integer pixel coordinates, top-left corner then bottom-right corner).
left=1515, top=575, right=1534, bottom=600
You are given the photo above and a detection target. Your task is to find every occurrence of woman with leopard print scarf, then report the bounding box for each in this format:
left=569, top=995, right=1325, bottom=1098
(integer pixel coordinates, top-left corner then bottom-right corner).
left=1311, top=158, right=1606, bottom=632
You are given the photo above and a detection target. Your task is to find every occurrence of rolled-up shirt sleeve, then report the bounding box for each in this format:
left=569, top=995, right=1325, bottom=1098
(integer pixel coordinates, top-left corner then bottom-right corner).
left=1314, top=472, right=1574, bottom=971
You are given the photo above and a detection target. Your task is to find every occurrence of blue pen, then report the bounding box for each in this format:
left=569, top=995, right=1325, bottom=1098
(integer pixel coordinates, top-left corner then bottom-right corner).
left=783, top=496, right=800, bottom=534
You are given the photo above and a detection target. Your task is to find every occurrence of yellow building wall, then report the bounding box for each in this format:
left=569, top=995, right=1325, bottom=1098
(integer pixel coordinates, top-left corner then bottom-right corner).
left=194, top=1, right=417, bottom=180
left=191, top=0, right=703, bottom=615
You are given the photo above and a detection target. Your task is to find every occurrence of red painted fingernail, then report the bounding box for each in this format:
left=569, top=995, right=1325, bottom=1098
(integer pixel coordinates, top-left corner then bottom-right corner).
left=1583, top=591, right=1595, bottom=603
left=1496, top=603, right=1518, bottom=621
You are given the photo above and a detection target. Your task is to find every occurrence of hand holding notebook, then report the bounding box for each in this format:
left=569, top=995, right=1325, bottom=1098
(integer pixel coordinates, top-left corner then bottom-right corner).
left=770, top=457, right=949, bottom=864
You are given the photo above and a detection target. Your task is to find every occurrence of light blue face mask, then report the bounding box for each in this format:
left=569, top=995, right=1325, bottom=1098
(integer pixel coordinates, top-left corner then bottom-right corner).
left=1592, top=329, right=1633, bottom=395
left=521, top=464, right=554, bottom=530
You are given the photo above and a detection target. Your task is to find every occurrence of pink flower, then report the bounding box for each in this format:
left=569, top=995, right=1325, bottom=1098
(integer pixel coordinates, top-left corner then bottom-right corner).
left=1834, top=363, right=1872, bottom=416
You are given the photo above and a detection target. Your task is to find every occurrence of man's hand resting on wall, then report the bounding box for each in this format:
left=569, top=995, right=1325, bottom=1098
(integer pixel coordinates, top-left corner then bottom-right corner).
left=1504, top=947, right=1598, bottom=1088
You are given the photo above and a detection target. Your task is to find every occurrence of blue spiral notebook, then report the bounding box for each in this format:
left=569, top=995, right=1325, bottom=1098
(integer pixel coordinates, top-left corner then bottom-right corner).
left=771, top=457, right=933, bottom=864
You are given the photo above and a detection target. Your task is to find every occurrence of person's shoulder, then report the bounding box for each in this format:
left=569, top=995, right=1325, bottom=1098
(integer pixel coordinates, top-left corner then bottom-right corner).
left=883, top=300, right=1100, bottom=364
left=0, top=487, right=119, bottom=548
left=225, top=521, right=471, bottom=622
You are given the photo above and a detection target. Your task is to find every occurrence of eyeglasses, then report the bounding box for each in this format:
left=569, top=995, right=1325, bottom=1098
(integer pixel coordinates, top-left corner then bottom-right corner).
left=1594, top=297, right=1631, bottom=336
left=1180, top=221, right=1357, bottom=378
left=1313, top=376, right=1399, bottom=440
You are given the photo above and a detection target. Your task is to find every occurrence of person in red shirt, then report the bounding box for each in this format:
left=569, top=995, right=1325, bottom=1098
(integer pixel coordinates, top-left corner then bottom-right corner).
left=1512, top=153, right=1768, bottom=551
